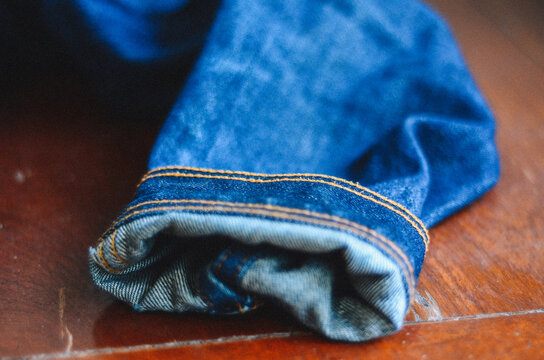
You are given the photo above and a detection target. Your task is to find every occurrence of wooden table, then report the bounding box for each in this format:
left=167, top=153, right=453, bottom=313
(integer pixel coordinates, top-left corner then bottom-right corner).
left=1, top=0, right=543, bottom=358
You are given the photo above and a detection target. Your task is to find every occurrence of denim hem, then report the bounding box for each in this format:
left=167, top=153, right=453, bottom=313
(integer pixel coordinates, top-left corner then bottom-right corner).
left=89, top=166, right=428, bottom=341
left=138, top=166, right=430, bottom=252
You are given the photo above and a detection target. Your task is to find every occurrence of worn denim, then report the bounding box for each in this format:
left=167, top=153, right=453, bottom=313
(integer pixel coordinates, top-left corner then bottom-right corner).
left=6, top=0, right=499, bottom=341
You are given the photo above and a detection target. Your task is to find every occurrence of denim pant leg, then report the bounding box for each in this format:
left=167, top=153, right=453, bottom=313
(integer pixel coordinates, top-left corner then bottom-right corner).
left=38, top=0, right=500, bottom=341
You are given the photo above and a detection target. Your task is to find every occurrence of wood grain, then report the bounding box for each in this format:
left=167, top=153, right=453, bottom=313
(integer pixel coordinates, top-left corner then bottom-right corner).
left=1, top=0, right=543, bottom=358
left=45, top=312, right=544, bottom=359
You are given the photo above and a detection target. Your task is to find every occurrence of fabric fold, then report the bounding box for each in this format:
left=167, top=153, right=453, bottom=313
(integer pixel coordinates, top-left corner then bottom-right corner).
left=91, top=167, right=426, bottom=341
left=84, top=0, right=499, bottom=341
left=0, top=0, right=500, bottom=343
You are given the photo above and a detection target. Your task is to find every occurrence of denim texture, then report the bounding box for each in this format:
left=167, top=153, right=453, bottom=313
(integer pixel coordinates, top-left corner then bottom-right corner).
left=4, top=0, right=499, bottom=341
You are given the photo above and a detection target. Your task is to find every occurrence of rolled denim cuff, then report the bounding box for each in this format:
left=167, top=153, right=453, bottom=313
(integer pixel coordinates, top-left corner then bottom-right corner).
left=90, top=166, right=428, bottom=341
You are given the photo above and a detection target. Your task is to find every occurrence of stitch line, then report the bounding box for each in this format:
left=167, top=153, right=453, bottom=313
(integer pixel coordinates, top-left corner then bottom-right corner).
left=142, top=167, right=426, bottom=234
left=116, top=197, right=416, bottom=285
left=234, top=255, right=254, bottom=283
left=101, top=201, right=415, bottom=297
left=141, top=172, right=429, bottom=248
left=110, top=202, right=415, bottom=293
left=139, top=172, right=428, bottom=251
left=98, top=241, right=118, bottom=273
left=110, top=228, right=129, bottom=265
left=232, top=255, right=252, bottom=313
left=214, top=248, right=233, bottom=274
left=99, top=205, right=414, bottom=299
left=213, top=249, right=250, bottom=314
left=121, top=198, right=415, bottom=252
left=117, top=201, right=414, bottom=279
left=232, top=254, right=258, bottom=314
left=144, top=165, right=429, bottom=244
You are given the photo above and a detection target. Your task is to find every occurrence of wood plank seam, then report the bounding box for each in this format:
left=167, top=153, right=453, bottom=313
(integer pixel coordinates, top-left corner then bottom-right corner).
left=23, top=310, right=544, bottom=359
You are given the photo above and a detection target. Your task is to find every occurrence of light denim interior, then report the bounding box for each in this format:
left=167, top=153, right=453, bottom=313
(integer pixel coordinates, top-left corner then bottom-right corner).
left=90, top=210, right=407, bottom=341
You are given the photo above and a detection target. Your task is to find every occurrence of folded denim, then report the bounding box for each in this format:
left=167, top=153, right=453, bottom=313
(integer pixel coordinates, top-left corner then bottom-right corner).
left=42, top=0, right=499, bottom=341
left=91, top=168, right=428, bottom=340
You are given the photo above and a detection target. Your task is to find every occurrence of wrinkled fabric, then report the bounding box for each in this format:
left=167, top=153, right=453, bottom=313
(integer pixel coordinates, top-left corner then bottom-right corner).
left=3, top=0, right=499, bottom=341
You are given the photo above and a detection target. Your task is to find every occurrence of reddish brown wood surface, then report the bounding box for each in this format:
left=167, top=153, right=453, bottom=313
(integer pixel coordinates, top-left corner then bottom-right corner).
left=471, top=0, right=544, bottom=69
left=1, top=0, right=543, bottom=358
left=52, top=312, right=544, bottom=360
left=0, top=84, right=300, bottom=357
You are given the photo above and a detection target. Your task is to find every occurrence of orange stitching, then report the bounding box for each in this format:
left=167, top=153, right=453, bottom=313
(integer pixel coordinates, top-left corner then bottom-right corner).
left=142, top=170, right=429, bottom=247
left=139, top=172, right=428, bottom=251
left=234, top=255, right=253, bottom=281
left=213, top=249, right=251, bottom=314
left=103, top=204, right=415, bottom=299
left=122, top=198, right=413, bottom=250
left=116, top=204, right=416, bottom=291
left=214, top=248, right=233, bottom=274
left=110, top=228, right=129, bottom=265
left=144, top=165, right=429, bottom=245
left=98, top=241, right=119, bottom=273
left=119, top=202, right=412, bottom=271
left=98, top=202, right=415, bottom=298
left=251, top=299, right=261, bottom=311
left=118, top=198, right=416, bottom=282
left=233, top=254, right=254, bottom=314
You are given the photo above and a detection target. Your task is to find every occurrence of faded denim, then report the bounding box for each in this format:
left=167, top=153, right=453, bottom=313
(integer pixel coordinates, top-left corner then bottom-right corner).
left=6, top=0, right=499, bottom=341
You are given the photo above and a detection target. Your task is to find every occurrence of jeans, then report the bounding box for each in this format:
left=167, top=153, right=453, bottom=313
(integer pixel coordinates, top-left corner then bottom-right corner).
left=7, top=0, right=499, bottom=341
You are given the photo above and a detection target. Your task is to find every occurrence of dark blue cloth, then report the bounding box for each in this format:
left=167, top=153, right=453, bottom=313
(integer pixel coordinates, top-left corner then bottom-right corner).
left=3, top=0, right=499, bottom=341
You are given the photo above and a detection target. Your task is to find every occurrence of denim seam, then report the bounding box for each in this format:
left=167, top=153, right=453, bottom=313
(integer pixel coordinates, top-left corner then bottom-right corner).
left=204, top=247, right=233, bottom=313
left=113, top=203, right=414, bottom=282
left=98, top=204, right=415, bottom=301
left=98, top=241, right=117, bottom=273
left=213, top=248, right=234, bottom=274
left=141, top=166, right=429, bottom=248
left=233, top=254, right=259, bottom=313
left=101, top=205, right=415, bottom=294
left=101, top=205, right=415, bottom=295
left=233, top=254, right=266, bottom=312
left=110, top=228, right=129, bottom=265
left=139, top=172, right=429, bottom=251
left=116, top=199, right=416, bottom=289
left=233, top=254, right=254, bottom=284
left=120, top=196, right=420, bottom=256
left=208, top=248, right=253, bottom=314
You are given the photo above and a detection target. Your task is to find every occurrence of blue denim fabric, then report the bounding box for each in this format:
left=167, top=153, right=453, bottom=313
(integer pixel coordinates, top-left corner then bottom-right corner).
left=6, top=0, right=499, bottom=341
